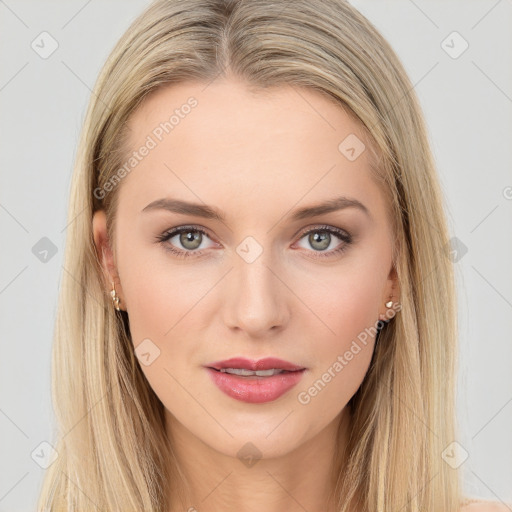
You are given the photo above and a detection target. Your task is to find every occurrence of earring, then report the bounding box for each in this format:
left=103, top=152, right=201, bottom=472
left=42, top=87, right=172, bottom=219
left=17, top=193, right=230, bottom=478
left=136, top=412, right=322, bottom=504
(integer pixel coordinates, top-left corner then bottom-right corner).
left=385, top=299, right=393, bottom=308
left=110, top=281, right=122, bottom=311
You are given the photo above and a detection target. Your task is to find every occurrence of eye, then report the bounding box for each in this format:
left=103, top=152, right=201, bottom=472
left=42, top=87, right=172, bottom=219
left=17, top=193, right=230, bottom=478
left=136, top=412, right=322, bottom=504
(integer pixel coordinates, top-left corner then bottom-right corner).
left=156, top=224, right=352, bottom=260
left=155, top=225, right=217, bottom=258
left=294, top=225, right=352, bottom=258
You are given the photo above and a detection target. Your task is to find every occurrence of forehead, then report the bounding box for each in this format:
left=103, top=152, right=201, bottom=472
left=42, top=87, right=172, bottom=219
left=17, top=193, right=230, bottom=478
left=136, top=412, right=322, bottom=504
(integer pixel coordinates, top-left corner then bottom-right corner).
left=117, top=78, right=384, bottom=222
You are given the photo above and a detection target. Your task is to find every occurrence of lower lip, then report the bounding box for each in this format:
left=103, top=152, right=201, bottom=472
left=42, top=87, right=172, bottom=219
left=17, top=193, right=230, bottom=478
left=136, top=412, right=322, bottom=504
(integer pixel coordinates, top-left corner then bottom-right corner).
left=205, top=367, right=306, bottom=404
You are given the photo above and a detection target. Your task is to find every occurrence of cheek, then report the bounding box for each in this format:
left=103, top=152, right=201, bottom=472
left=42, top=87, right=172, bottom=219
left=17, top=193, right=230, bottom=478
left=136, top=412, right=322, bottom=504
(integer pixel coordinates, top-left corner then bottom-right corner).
left=117, top=232, right=204, bottom=337
left=116, top=236, right=220, bottom=379
left=293, top=257, right=384, bottom=407
left=302, top=260, right=384, bottom=347
left=116, top=247, right=210, bottom=411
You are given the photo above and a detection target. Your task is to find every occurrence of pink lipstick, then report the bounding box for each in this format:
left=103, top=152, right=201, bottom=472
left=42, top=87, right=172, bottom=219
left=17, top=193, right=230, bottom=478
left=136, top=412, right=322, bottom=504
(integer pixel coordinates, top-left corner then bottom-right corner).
left=204, top=357, right=306, bottom=404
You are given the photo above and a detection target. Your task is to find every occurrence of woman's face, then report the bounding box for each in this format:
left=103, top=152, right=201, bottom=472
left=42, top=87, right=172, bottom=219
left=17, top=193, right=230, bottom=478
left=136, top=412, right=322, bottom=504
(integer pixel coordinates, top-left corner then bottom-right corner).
left=93, top=77, right=399, bottom=460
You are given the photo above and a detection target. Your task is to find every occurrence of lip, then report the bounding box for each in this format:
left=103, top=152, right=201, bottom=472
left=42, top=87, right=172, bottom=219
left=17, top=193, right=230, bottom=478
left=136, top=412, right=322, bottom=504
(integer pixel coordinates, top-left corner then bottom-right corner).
left=205, top=367, right=306, bottom=404
left=204, top=357, right=306, bottom=404
left=206, top=357, right=305, bottom=372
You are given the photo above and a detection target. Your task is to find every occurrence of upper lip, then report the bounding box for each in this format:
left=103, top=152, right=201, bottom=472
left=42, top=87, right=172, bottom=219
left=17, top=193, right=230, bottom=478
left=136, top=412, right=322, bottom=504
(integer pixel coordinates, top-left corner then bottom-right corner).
left=206, top=357, right=305, bottom=372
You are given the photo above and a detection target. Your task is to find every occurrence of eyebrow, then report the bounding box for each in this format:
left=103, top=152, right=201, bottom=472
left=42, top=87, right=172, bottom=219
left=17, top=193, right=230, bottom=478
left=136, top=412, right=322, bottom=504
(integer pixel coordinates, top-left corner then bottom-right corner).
left=141, top=195, right=370, bottom=222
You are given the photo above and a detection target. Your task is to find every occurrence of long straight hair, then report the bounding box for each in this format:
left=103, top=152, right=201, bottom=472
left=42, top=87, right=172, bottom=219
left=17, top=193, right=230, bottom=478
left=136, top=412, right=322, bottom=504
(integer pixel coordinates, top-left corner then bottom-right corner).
left=37, top=1, right=462, bottom=510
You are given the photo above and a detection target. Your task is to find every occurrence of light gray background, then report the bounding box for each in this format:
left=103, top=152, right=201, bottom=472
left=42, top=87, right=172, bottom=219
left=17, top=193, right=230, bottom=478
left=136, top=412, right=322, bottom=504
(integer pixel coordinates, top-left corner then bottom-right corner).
left=1, top=1, right=511, bottom=510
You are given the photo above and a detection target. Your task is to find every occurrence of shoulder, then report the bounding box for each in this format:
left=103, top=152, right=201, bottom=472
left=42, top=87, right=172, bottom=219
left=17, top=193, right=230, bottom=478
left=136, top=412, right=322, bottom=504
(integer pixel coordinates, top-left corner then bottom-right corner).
left=460, top=501, right=512, bottom=511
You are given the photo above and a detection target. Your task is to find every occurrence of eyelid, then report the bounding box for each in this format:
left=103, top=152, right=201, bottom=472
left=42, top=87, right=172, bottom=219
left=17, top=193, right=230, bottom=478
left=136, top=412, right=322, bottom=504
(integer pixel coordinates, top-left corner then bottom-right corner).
left=157, top=223, right=352, bottom=258
left=157, top=224, right=218, bottom=247
left=291, top=224, right=352, bottom=257
left=160, top=223, right=350, bottom=242
left=294, top=223, right=351, bottom=241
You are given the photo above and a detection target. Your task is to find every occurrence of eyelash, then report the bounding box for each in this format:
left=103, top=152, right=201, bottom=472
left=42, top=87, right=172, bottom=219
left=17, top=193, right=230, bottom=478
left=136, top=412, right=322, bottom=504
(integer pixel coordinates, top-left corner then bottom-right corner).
left=155, top=224, right=352, bottom=260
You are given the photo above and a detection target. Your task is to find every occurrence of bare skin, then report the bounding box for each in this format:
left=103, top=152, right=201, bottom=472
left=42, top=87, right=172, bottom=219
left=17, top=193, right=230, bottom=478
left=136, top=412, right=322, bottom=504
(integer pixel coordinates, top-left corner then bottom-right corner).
left=93, top=75, right=401, bottom=512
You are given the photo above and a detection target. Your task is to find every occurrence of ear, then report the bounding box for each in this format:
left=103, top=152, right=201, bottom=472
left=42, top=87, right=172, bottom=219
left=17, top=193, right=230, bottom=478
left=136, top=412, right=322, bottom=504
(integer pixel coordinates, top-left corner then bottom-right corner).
left=92, top=209, right=126, bottom=310
left=378, top=264, right=401, bottom=321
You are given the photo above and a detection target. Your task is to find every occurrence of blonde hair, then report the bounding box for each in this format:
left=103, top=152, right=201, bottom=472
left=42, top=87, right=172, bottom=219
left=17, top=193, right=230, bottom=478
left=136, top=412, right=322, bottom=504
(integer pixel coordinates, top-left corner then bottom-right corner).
left=37, top=0, right=463, bottom=510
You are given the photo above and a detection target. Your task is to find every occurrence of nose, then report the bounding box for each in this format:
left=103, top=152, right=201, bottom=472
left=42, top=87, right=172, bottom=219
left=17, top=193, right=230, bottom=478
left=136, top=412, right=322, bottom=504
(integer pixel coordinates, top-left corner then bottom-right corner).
left=222, top=250, right=290, bottom=338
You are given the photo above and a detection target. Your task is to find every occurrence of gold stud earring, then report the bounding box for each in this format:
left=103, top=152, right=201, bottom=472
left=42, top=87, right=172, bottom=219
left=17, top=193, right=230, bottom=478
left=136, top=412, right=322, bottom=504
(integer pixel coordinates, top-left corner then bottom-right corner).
left=110, top=281, right=122, bottom=311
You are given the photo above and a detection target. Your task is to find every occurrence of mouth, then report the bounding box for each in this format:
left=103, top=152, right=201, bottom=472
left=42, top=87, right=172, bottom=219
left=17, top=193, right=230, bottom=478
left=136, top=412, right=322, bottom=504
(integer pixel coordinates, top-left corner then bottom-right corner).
left=203, top=357, right=307, bottom=403
left=208, top=367, right=301, bottom=378
left=205, top=356, right=306, bottom=373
